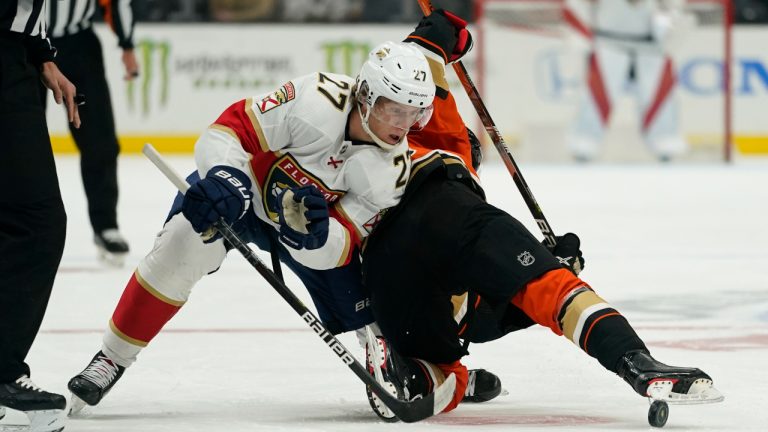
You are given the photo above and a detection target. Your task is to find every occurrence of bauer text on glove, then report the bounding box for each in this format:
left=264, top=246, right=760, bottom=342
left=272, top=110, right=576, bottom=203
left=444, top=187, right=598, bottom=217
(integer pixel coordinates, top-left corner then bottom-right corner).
left=181, top=166, right=253, bottom=233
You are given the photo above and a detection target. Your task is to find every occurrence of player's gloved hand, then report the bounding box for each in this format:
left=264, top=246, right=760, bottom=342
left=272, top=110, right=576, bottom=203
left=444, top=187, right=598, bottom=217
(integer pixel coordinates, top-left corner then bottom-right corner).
left=406, top=9, right=473, bottom=64
left=467, top=127, right=483, bottom=171
left=543, top=233, right=585, bottom=275
left=277, top=185, right=329, bottom=250
left=182, top=166, right=253, bottom=234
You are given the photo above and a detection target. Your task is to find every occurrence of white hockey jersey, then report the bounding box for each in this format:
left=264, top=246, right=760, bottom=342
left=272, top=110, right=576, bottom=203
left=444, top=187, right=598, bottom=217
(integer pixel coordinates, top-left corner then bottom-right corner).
left=567, top=0, right=684, bottom=49
left=592, top=0, right=656, bottom=38
left=193, top=72, right=412, bottom=270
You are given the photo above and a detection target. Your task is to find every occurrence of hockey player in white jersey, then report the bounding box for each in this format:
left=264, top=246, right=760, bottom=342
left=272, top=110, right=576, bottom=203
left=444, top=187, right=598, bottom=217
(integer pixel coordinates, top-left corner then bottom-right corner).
left=65, top=41, right=438, bottom=412
left=565, top=0, right=690, bottom=161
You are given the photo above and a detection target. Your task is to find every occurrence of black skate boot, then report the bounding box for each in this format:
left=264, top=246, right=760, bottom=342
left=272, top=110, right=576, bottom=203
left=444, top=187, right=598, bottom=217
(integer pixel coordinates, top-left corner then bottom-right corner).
left=616, top=350, right=718, bottom=400
left=365, top=335, right=454, bottom=422
left=365, top=334, right=470, bottom=421
left=94, top=229, right=130, bottom=266
left=0, top=375, right=66, bottom=432
left=365, top=336, right=406, bottom=422
left=463, top=369, right=502, bottom=403
left=617, top=350, right=723, bottom=427
left=68, top=351, right=125, bottom=414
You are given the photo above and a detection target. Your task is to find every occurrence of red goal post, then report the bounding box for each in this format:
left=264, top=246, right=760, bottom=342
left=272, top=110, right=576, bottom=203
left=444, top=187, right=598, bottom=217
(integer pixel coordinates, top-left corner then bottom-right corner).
left=471, top=0, right=734, bottom=162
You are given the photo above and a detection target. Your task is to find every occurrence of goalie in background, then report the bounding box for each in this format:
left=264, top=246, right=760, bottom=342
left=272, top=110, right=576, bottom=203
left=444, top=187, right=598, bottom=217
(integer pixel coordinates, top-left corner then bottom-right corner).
left=564, top=0, right=693, bottom=162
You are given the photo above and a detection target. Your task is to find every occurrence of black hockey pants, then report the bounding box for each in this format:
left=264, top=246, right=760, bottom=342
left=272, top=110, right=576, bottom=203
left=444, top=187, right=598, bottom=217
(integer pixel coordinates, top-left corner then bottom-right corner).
left=362, top=172, right=561, bottom=364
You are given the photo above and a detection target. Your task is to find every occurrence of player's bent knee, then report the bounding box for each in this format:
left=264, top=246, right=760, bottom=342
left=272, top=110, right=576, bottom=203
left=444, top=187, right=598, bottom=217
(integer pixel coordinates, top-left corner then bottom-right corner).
left=510, top=268, right=590, bottom=334
left=138, top=213, right=227, bottom=301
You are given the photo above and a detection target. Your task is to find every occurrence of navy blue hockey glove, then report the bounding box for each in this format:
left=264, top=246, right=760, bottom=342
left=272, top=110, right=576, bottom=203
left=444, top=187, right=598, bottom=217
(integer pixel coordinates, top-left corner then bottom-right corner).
left=277, top=185, right=329, bottom=250
left=544, top=233, right=585, bottom=275
left=405, top=9, right=473, bottom=64
left=182, top=166, right=253, bottom=234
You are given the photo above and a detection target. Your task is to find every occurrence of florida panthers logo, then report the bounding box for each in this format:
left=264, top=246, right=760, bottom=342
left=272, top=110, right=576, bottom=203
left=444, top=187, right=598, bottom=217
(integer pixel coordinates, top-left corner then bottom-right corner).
left=263, top=154, right=345, bottom=221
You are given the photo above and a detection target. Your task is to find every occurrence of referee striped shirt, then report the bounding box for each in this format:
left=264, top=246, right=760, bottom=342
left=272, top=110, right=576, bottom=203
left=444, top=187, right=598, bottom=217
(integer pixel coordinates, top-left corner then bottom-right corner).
left=1, top=0, right=48, bottom=37
left=48, top=0, right=135, bottom=49
left=2, top=0, right=56, bottom=65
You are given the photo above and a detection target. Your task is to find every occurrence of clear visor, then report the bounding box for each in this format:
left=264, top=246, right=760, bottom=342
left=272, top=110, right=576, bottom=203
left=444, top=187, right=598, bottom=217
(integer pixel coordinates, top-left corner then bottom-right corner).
left=369, top=97, right=434, bottom=132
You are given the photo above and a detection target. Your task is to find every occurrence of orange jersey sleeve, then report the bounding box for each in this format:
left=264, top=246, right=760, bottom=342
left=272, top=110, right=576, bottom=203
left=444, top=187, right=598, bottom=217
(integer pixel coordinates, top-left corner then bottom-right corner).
left=406, top=58, right=477, bottom=177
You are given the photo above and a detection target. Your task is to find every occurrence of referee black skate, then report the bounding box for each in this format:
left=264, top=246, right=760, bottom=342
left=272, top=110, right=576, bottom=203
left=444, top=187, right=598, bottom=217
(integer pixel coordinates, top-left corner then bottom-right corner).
left=1, top=1, right=81, bottom=431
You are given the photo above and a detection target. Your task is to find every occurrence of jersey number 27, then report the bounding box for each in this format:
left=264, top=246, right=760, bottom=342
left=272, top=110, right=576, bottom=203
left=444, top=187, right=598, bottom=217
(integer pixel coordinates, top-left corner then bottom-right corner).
left=317, top=73, right=350, bottom=111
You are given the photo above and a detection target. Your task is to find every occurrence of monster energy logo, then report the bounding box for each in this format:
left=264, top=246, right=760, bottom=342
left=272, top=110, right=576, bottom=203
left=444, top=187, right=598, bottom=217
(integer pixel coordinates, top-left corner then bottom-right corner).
left=127, top=39, right=170, bottom=115
left=322, top=41, right=370, bottom=76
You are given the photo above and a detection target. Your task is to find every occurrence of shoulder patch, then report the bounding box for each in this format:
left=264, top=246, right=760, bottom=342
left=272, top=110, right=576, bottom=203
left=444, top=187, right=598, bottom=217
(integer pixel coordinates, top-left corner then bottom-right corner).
left=258, top=81, right=296, bottom=113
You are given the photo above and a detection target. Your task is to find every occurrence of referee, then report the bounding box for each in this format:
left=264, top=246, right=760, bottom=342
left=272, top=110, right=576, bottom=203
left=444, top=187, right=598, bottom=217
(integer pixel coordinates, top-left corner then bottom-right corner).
left=45, top=0, right=138, bottom=265
left=1, top=0, right=79, bottom=428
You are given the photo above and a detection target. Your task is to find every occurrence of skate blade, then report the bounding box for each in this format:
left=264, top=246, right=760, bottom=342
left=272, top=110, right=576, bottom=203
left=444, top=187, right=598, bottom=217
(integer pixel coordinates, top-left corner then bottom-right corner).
left=0, top=408, right=65, bottom=432
left=647, top=378, right=725, bottom=405
left=364, top=326, right=397, bottom=421
left=366, top=386, right=398, bottom=422
left=67, top=395, right=91, bottom=418
left=97, top=249, right=127, bottom=267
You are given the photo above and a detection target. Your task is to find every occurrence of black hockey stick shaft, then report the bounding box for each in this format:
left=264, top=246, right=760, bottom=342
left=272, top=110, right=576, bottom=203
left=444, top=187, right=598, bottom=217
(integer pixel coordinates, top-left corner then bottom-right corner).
left=141, top=144, right=455, bottom=422
left=417, top=0, right=558, bottom=248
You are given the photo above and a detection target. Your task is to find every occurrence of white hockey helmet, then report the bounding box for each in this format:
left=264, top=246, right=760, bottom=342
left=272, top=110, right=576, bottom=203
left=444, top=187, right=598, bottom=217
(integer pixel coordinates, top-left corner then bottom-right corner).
left=356, top=41, right=436, bottom=150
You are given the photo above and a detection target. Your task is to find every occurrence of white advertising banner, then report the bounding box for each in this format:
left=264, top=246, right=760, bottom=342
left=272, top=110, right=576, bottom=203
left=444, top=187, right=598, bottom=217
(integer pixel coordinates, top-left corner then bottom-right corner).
left=47, top=23, right=768, bottom=156
left=48, top=24, right=419, bottom=152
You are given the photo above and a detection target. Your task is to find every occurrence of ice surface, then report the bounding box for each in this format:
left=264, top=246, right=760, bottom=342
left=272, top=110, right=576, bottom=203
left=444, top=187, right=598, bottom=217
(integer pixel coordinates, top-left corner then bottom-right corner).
left=12, top=156, right=768, bottom=431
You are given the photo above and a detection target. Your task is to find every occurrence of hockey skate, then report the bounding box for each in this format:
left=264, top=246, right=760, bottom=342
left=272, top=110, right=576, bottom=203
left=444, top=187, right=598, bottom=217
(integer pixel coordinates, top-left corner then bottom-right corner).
left=0, top=375, right=66, bottom=432
left=616, top=350, right=724, bottom=428
left=67, top=351, right=125, bottom=416
left=464, top=369, right=504, bottom=403
left=364, top=333, right=400, bottom=422
left=364, top=328, right=503, bottom=422
left=94, top=229, right=129, bottom=267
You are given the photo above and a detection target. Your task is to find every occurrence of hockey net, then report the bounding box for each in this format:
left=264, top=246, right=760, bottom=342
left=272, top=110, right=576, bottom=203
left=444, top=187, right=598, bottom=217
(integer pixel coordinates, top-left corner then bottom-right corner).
left=471, top=0, right=733, bottom=162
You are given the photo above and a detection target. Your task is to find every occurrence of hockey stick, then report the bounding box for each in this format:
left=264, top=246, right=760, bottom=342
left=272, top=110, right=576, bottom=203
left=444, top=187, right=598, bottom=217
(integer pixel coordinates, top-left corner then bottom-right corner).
left=416, top=0, right=558, bottom=248
left=141, top=143, right=456, bottom=423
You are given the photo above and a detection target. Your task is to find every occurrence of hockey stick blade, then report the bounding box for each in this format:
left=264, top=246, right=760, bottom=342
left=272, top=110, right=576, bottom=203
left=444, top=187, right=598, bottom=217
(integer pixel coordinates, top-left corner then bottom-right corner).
left=141, top=143, right=456, bottom=422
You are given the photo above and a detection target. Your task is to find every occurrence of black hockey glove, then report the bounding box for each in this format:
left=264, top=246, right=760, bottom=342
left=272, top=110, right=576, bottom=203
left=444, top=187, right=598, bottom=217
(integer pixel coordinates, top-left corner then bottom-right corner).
left=277, top=185, right=330, bottom=250
left=467, top=127, right=483, bottom=171
left=405, top=9, right=473, bottom=64
left=543, top=233, right=585, bottom=276
left=182, top=166, right=253, bottom=235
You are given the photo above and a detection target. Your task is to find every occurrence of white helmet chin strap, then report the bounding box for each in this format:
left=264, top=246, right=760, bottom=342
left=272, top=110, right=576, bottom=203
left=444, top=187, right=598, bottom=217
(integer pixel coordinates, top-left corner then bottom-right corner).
left=358, top=105, right=400, bottom=151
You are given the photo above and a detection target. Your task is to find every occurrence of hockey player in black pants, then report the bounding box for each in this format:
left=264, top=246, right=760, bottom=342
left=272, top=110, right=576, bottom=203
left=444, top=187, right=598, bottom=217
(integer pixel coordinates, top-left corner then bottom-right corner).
left=360, top=9, right=722, bottom=424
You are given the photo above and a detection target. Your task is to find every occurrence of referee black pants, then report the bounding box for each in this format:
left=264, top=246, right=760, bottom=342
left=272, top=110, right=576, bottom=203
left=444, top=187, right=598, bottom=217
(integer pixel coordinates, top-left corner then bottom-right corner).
left=47, top=29, right=120, bottom=233
left=0, top=34, right=67, bottom=382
